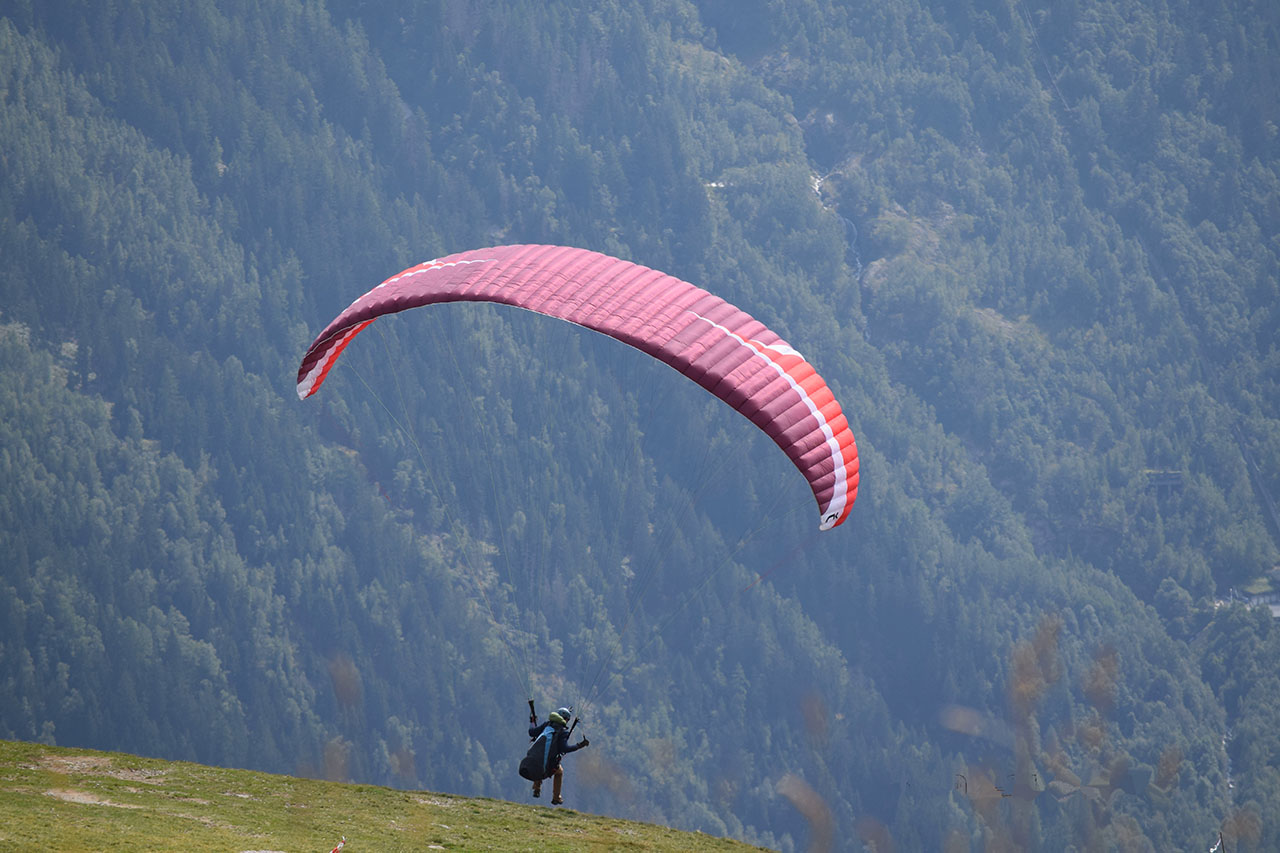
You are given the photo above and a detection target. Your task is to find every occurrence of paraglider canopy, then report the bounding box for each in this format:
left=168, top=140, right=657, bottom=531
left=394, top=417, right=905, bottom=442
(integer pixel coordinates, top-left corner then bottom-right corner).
left=297, top=244, right=859, bottom=529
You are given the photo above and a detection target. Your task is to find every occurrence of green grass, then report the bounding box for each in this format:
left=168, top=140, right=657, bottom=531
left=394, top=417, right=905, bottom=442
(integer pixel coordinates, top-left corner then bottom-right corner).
left=1243, top=574, right=1275, bottom=596
left=0, top=739, right=768, bottom=852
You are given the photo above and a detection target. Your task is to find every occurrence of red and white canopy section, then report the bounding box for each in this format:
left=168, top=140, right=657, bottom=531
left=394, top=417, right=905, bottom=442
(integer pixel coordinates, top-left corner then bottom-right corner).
left=297, top=244, right=859, bottom=530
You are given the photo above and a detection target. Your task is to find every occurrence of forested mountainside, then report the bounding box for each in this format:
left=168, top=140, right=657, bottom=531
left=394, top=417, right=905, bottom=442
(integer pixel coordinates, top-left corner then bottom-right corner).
left=1, top=0, right=1277, bottom=849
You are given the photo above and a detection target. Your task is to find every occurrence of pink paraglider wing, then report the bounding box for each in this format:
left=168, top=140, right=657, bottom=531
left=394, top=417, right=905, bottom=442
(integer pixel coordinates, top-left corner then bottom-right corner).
left=297, top=245, right=858, bottom=529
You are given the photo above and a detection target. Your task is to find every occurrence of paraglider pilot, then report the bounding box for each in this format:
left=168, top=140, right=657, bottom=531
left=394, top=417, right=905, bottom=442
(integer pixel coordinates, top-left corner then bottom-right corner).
left=520, top=706, right=589, bottom=805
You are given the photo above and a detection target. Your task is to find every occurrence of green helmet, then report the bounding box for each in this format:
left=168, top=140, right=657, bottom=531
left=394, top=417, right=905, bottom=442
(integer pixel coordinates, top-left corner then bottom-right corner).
left=548, top=712, right=566, bottom=726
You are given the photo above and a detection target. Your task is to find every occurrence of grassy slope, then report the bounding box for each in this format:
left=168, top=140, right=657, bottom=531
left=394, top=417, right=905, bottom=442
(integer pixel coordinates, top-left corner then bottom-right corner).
left=0, top=740, right=767, bottom=852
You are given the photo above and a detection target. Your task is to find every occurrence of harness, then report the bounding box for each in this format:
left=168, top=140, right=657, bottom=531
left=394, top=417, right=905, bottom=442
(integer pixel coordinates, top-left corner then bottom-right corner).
left=538, top=724, right=555, bottom=773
